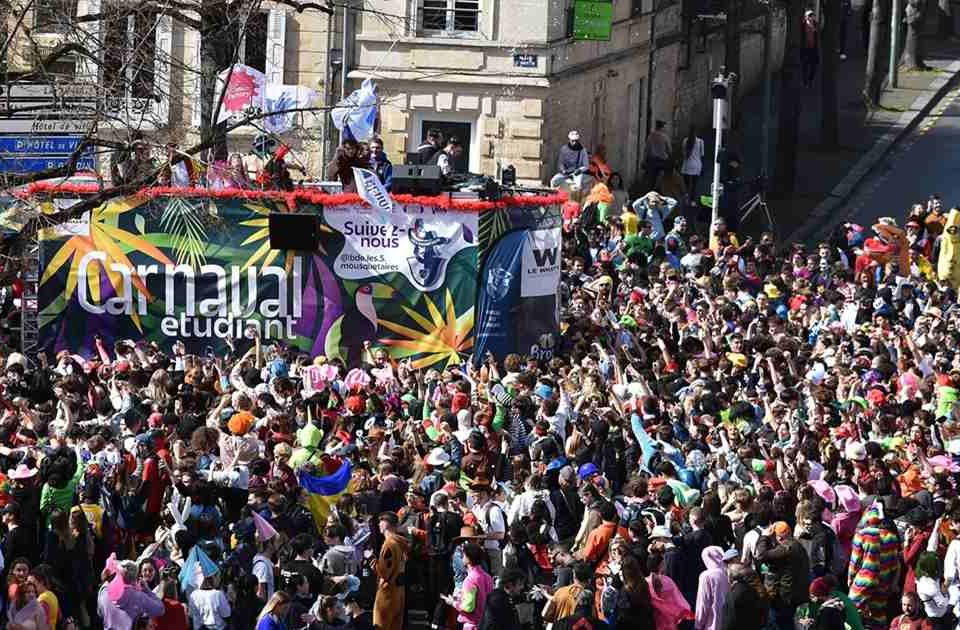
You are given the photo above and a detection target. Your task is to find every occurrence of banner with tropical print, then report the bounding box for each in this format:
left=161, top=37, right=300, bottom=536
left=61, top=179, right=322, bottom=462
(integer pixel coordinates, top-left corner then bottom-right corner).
left=36, top=193, right=480, bottom=368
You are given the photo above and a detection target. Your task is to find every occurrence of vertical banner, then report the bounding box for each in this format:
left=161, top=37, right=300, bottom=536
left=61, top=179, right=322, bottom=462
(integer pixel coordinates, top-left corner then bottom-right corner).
left=473, top=230, right=526, bottom=362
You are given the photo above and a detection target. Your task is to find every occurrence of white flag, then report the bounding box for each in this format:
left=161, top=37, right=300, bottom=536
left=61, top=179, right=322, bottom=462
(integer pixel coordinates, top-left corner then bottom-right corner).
left=263, top=84, right=317, bottom=134
left=214, top=64, right=266, bottom=124
left=332, top=78, right=378, bottom=141
left=352, top=167, right=393, bottom=214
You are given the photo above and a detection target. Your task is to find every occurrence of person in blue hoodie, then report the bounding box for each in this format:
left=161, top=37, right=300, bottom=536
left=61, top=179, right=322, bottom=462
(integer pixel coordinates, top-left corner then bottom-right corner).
left=369, top=136, right=393, bottom=188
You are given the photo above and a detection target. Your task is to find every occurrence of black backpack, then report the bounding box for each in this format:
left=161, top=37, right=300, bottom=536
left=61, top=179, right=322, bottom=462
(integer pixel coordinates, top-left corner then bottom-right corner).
left=427, top=511, right=461, bottom=556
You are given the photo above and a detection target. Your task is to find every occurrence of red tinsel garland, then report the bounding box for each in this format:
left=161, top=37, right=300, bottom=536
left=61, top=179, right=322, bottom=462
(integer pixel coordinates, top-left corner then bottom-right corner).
left=21, top=182, right=568, bottom=212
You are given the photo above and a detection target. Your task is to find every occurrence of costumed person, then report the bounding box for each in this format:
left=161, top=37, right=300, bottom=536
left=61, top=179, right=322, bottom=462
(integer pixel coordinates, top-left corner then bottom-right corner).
left=373, top=511, right=410, bottom=630
left=695, top=546, right=730, bottom=630
left=937, top=208, right=960, bottom=289
left=243, top=135, right=276, bottom=188
left=856, top=218, right=908, bottom=279
left=846, top=504, right=901, bottom=629
left=257, top=143, right=300, bottom=192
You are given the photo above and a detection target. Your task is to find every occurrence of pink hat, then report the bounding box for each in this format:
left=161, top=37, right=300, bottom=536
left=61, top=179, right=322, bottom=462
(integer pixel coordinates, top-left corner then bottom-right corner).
left=253, top=511, right=278, bottom=541
left=807, top=479, right=836, bottom=506
left=344, top=368, right=371, bottom=392
left=926, top=455, right=960, bottom=473
left=7, top=464, right=37, bottom=480
left=834, top=485, right=860, bottom=513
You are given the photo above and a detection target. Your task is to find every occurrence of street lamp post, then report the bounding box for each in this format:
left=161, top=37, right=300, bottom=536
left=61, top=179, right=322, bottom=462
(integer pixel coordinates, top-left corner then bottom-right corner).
left=711, top=70, right=735, bottom=226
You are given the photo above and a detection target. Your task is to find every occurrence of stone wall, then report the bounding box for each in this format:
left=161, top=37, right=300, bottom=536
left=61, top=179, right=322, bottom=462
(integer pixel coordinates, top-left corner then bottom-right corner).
left=543, top=3, right=787, bottom=189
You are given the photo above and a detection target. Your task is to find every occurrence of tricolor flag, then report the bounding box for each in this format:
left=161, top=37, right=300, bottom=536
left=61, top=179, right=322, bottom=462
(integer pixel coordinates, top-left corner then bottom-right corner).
left=298, top=459, right=353, bottom=532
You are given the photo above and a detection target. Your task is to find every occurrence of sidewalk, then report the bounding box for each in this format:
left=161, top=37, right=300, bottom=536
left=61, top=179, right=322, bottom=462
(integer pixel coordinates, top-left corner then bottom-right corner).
left=699, top=10, right=960, bottom=241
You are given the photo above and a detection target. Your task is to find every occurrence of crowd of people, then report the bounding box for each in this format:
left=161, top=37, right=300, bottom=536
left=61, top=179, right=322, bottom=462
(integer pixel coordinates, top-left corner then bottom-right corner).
left=13, top=124, right=960, bottom=630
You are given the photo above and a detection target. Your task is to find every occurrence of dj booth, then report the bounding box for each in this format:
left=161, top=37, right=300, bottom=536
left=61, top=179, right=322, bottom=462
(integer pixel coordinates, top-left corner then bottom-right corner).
left=28, top=183, right=564, bottom=368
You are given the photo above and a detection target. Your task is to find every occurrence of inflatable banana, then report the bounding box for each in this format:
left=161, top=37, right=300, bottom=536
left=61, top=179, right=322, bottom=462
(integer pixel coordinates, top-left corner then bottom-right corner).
left=937, top=208, right=960, bottom=288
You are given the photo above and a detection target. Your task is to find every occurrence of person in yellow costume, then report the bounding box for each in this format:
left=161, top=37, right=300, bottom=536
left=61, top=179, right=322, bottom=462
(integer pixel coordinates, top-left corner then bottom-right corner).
left=937, top=208, right=960, bottom=288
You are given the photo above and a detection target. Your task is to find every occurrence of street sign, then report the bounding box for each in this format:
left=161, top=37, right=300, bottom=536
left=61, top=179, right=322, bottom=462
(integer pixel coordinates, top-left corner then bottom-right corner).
left=573, top=1, right=614, bottom=40
left=0, top=83, right=99, bottom=100
left=0, top=156, right=95, bottom=173
left=513, top=53, right=539, bottom=68
left=0, top=136, right=84, bottom=154
left=0, top=119, right=95, bottom=134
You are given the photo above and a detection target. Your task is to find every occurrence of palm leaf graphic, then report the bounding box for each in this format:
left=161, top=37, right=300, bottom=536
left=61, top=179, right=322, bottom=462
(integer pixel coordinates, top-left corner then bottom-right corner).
left=478, top=207, right=512, bottom=266
left=159, top=197, right=208, bottom=267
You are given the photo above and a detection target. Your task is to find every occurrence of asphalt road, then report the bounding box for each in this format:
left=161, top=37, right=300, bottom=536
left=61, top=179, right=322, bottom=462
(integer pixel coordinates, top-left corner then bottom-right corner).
left=810, top=86, right=960, bottom=239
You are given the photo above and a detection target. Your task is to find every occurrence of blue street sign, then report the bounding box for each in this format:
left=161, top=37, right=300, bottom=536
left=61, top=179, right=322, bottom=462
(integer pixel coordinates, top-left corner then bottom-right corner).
left=0, top=156, right=95, bottom=172
left=0, top=136, right=83, bottom=153
left=0, top=133, right=95, bottom=172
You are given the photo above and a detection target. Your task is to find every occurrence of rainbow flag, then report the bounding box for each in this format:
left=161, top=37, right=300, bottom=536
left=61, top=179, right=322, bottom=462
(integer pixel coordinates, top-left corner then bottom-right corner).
left=298, top=460, right=352, bottom=531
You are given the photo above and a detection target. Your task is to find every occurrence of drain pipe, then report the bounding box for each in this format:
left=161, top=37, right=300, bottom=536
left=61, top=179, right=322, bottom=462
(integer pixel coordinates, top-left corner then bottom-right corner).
left=646, top=0, right=658, bottom=138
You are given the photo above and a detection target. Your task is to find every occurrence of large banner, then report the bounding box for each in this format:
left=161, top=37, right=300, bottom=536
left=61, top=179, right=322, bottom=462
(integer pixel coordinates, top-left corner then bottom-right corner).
left=474, top=203, right=563, bottom=363
left=37, top=194, right=478, bottom=368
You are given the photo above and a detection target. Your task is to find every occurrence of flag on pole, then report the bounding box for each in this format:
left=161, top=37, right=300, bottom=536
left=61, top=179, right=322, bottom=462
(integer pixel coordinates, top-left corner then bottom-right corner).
left=352, top=167, right=394, bottom=214
left=331, top=78, right=378, bottom=142
left=263, top=84, right=318, bottom=134
left=215, top=64, right=266, bottom=125
left=298, top=459, right=353, bottom=532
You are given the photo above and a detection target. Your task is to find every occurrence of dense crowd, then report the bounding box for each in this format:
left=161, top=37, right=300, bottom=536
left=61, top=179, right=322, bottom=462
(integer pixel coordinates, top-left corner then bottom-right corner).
left=5, top=153, right=960, bottom=630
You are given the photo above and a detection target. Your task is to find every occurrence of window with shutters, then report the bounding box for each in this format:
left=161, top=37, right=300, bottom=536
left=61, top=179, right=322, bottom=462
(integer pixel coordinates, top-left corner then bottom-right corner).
left=34, top=0, right=79, bottom=33
left=102, top=10, right=157, bottom=100
left=75, top=0, right=172, bottom=127
left=419, top=0, right=480, bottom=35
left=223, top=10, right=286, bottom=83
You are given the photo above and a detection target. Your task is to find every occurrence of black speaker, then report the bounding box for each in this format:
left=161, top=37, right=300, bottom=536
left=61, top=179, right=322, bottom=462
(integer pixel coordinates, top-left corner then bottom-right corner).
left=268, top=213, right=320, bottom=250
left=391, top=164, right=443, bottom=195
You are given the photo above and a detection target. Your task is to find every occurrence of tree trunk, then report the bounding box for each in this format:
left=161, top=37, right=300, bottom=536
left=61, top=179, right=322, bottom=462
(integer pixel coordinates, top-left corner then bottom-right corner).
left=900, top=0, right=928, bottom=69
left=773, top=0, right=804, bottom=195
left=199, top=4, right=237, bottom=161
left=821, top=0, right=841, bottom=145
left=863, top=0, right=887, bottom=106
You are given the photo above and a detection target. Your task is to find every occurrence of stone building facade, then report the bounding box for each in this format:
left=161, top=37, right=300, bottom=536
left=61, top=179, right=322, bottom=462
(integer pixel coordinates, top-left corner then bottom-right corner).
left=352, top=0, right=786, bottom=187
left=2, top=0, right=339, bottom=176
left=3, top=0, right=784, bottom=187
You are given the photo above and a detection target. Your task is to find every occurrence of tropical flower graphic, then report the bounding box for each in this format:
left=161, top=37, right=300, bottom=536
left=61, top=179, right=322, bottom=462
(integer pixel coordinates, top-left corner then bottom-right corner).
left=238, top=203, right=331, bottom=271
left=378, top=289, right=474, bottom=369
left=39, top=197, right=173, bottom=330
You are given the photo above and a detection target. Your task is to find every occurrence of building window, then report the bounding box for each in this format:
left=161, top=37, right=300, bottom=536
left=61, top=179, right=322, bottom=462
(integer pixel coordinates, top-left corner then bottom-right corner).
left=102, top=10, right=157, bottom=100
left=76, top=0, right=173, bottom=128
left=224, top=10, right=286, bottom=83
left=420, top=0, right=480, bottom=34
left=34, top=0, right=79, bottom=32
